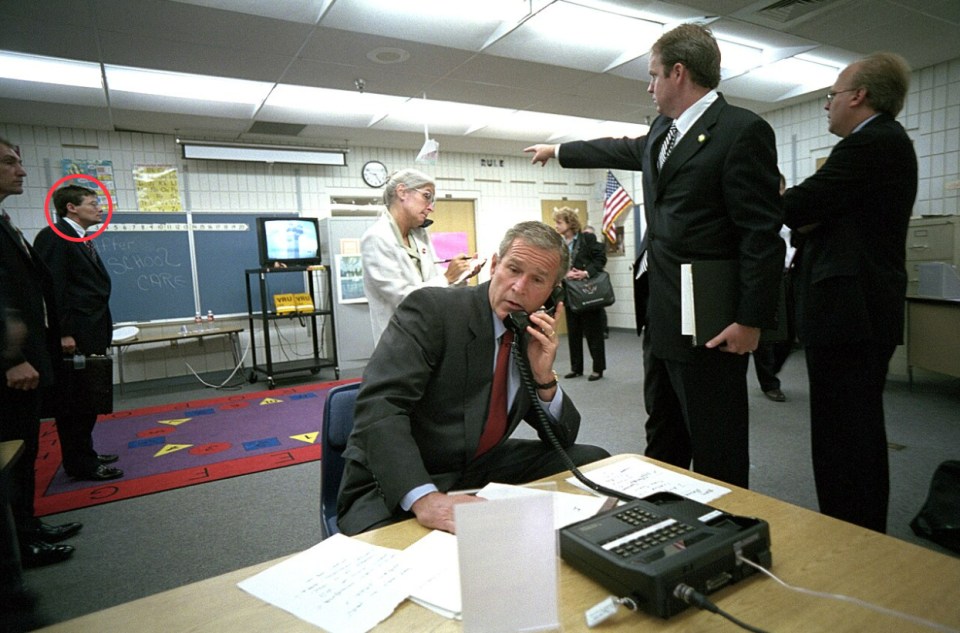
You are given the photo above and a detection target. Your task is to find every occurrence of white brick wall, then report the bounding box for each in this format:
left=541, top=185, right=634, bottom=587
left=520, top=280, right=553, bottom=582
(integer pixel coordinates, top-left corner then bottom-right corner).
left=3, top=54, right=957, bottom=383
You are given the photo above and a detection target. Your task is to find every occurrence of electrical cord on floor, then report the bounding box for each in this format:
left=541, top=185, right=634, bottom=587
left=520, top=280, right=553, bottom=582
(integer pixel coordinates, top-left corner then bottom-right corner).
left=184, top=338, right=250, bottom=390
left=510, top=336, right=637, bottom=503
left=673, top=583, right=770, bottom=633
left=736, top=554, right=960, bottom=633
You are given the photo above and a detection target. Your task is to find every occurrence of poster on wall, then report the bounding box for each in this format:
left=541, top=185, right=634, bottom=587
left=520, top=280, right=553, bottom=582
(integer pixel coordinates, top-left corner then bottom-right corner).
left=61, top=159, right=116, bottom=208
left=133, top=165, right=183, bottom=211
left=335, top=254, right=366, bottom=304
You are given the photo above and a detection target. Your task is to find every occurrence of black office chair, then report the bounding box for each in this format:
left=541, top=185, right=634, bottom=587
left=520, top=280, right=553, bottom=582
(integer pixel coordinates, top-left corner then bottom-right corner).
left=320, top=381, right=361, bottom=539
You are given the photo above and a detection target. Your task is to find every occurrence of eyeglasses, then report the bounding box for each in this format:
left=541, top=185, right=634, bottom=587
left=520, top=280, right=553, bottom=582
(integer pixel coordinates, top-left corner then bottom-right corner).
left=413, top=188, right=434, bottom=203
left=825, top=88, right=859, bottom=103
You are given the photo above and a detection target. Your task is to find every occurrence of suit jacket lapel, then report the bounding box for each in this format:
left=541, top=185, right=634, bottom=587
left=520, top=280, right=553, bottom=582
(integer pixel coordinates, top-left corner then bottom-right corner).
left=657, top=96, right=725, bottom=195
left=463, top=284, right=496, bottom=449
left=58, top=219, right=109, bottom=279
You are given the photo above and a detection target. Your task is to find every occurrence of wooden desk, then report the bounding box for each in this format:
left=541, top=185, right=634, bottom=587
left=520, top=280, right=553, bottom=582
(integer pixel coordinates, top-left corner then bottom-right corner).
left=111, top=326, right=243, bottom=391
left=906, top=297, right=960, bottom=383
left=35, top=455, right=960, bottom=632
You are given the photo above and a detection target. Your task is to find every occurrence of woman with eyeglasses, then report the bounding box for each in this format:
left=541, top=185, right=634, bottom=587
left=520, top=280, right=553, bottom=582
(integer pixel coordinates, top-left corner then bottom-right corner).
left=361, top=168, right=481, bottom=344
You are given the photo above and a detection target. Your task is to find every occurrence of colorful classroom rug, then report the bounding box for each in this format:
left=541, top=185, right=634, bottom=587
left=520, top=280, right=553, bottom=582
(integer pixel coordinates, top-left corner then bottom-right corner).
left=34, top=378, right=359, bottom=516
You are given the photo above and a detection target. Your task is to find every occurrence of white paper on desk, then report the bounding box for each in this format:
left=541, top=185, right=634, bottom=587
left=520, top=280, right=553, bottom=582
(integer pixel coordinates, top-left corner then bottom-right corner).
left=400, top=530, right=462, bottom=619
left=456, top=493, right=558, bottom=633
left=478, top=482, right=608, bottom=529
left=237, top=533, right=422, bottom=633
left=568, top=456, right=730, bottom=503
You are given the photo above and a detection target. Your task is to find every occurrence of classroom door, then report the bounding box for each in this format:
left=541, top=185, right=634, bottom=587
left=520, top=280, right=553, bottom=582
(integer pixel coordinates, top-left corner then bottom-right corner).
left=431, top=199, right=479, bottom=285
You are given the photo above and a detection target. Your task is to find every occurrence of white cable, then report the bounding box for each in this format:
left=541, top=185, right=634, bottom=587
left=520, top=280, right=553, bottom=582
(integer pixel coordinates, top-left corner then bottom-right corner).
left=736, top=554, right=960, bottom=633
left=184, top=338, right=251, bottom=389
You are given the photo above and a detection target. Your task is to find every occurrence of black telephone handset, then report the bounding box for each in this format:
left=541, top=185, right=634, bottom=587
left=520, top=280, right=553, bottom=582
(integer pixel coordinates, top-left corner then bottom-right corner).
left=505, top=285, right=565, bottom=338
left=502, top=285, right=634, bottom=503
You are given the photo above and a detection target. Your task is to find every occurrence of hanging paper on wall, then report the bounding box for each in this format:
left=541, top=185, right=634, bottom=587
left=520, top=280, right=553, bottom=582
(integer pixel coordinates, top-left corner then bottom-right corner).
left=133, top=164, right=183, bottom=211
left=61, top=159, right=116, bottom=209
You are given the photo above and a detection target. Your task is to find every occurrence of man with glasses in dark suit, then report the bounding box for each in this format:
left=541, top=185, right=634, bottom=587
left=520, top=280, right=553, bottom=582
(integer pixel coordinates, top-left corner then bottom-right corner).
left=784, top=53, right=918, bottom=533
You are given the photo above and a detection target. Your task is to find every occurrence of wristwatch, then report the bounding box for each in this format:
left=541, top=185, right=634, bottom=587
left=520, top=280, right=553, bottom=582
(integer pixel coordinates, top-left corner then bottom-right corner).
left=535, top=370, right=559, bottom=390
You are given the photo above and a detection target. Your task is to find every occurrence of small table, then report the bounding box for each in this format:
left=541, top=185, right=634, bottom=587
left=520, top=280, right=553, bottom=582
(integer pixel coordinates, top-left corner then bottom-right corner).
left=111, top=326, right=243, bottom=392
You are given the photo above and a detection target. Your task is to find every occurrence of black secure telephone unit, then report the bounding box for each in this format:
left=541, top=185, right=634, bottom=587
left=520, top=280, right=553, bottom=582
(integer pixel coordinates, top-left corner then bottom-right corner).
left=505, top=285, right=564, bottom=336
left=560, top=492, right=772, bottom=619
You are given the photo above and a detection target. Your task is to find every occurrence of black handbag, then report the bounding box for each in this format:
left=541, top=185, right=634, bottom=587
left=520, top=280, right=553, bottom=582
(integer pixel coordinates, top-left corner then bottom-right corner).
left=42, top=354, right=114, bottom=418
left=564, top=272, right=616, bottom=313
left=910, top=460, right=960, bottom=554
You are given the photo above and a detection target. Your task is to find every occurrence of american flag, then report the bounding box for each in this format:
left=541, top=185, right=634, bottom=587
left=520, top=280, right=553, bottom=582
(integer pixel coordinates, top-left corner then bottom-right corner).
left=602, top=171, right=633, bottom=244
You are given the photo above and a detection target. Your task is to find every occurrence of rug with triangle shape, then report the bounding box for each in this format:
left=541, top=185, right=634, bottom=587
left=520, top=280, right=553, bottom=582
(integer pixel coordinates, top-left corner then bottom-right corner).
left=33, top=378, right=359, bottom=516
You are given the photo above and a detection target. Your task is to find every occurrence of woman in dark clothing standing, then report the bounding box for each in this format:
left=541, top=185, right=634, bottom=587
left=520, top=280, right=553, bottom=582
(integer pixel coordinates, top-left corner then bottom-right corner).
left=553, top=207, right=607, bottom=381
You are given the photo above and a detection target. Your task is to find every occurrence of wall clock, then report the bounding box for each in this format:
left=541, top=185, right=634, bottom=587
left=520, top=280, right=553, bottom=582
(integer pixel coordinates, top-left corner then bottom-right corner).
left=361, top=160, right=388, bottom=188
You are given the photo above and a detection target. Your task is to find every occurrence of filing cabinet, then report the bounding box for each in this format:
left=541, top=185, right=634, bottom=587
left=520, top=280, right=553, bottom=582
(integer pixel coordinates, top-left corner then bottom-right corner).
left=905, top=216, right=960, bottom=296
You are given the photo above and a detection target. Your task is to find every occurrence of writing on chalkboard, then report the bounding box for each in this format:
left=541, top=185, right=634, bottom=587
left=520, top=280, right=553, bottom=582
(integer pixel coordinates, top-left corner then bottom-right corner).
left=99, top=234, right=190, bottom=292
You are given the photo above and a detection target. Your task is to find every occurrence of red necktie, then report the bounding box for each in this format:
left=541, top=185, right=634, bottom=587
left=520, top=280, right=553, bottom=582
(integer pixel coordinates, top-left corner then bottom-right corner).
left=475, top=330, right=513, bottom=457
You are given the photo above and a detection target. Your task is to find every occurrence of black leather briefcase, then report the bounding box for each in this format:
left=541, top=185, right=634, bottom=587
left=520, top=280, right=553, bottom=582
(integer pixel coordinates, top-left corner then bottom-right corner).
left=42, top=355, right=114, bottom=418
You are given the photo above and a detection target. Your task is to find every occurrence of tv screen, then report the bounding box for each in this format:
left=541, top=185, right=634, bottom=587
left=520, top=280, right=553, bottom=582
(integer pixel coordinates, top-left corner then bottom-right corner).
left=256, top=216, right=322, bottom=267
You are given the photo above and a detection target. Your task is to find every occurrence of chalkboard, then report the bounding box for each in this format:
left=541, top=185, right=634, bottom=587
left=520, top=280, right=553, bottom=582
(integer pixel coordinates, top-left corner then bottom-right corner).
left=193, top=213, right=305, bottom=316
left=103, top=212, right=307, bottom=323
left=102, top=213, right=194, bottom=322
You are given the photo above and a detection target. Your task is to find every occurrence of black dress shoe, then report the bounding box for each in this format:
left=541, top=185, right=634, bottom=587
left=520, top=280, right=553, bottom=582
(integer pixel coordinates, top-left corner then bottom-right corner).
left=588, top=372, right=604, bottom=381
left=564, top=372, right=583, bottom=379
left=71, top=465, right=124, bottom=481
left=20, top=539, right=75, bottom=568
left=97, top=454, right=119, bottom=464
left=25, top=521, right=82, bottom=543
left=764, top=388, right=786, bottom=402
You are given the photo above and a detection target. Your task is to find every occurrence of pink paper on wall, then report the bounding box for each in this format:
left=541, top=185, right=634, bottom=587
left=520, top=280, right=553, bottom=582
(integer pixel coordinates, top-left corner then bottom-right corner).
left=431, top=232, right=469, bottom=267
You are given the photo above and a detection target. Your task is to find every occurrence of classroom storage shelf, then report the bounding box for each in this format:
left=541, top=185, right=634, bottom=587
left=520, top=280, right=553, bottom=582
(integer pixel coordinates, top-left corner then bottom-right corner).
left=244, top=266, right=339, bottom=388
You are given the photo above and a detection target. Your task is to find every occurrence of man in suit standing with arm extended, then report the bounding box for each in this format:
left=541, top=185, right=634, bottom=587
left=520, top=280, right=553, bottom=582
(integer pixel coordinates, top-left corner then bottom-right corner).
left=0, top=137, right=81, bottom=568
left=783, top=53, right=917, bottom=533
left=34, top=185, right=123, bottom=482
left=525, top=23, right=784, bottom=488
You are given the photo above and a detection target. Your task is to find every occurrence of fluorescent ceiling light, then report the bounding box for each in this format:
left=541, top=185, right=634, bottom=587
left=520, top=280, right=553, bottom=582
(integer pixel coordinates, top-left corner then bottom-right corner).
left=0, top=50, right=102, bottom=88
left=749, top=55, right=843, bottom=99
left=180, top=140, right=347, bottom=165
left=263, top=85, right=405, bottom=126
left=718, top=38, right=764, bottom=78
left=105, top=65, right=272, bottom=105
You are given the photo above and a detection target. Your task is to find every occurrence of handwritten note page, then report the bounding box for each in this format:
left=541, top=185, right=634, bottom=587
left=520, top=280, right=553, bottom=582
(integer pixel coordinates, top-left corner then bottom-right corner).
left=401, top=530, right=462, bottom=619
left=237, top=533, right=423, bottom=633
left=477, top=482, right=608, bottom=529
left=568, top=456, right=730, bottom=503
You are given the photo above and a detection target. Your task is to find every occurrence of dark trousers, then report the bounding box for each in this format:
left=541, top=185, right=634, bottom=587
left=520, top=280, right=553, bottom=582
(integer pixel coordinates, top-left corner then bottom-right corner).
left=0, top=388, right=40, bottom=533
left=805, top=343, right=895, bottom=533
left=566, top=309, right=606, bottom=374
left=457, top=439, right=610, bottom=489
left=752, top=342, right=781, bottom=392
left=55, top=412, right=99, bottom=476
left=643, top=341, right=750, bottom=488
left=354, top=440, right=611, bottom=534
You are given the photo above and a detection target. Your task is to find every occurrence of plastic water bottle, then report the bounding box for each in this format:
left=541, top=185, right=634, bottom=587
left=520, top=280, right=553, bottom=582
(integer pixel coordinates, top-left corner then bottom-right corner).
left=207, top=310, right=215, bottom=330
left=194, top=313, right=202, bottom=331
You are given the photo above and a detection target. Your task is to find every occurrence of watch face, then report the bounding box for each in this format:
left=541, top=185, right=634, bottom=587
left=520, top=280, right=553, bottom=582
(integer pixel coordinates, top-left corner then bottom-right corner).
left=362, top=160, right=388, bottom=188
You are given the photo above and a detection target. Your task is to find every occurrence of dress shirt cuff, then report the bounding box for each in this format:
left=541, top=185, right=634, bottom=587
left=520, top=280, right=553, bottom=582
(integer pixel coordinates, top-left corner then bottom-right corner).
left=400, top=483, right=439, bottom=512
left=539, top=385, right=564, bottom=420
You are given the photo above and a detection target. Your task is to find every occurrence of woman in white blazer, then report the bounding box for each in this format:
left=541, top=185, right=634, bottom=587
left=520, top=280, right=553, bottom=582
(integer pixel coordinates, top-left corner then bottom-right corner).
left=361, top=169, right=479, bottom=344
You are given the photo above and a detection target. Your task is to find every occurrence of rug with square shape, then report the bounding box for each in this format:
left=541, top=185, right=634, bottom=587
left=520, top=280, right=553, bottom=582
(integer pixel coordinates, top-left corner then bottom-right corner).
left=34, top=378, right=359, bottom=516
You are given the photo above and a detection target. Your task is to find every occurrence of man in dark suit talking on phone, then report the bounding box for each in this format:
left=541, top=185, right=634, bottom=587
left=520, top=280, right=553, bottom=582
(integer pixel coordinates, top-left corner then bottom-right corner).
left=337, top=221, right=609, bottom=536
